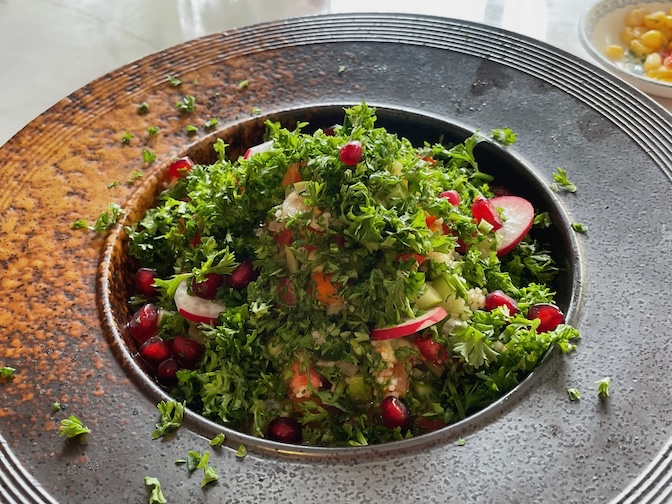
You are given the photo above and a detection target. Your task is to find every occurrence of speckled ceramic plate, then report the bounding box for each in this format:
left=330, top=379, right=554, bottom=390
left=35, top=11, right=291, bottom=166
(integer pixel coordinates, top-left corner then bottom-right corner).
left=2, top=13, right=672, bottom=504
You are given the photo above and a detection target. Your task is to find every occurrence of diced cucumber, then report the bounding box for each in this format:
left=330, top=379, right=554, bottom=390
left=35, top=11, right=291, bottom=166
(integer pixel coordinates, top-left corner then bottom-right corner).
left=431, top=275, right=453, bottom=300
left=415, top=284, right=442, bottom=310
left=347, top=374, right=373, bottom=403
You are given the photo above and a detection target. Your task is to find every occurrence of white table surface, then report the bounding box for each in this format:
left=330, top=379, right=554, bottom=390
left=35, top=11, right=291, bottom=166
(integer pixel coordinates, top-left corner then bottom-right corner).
left=2, top=0, right=672, bottom=148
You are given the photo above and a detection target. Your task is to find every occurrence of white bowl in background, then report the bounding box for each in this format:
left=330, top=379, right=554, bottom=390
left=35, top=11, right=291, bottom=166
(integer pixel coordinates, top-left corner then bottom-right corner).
left=580, top=0, right=672, bottom=98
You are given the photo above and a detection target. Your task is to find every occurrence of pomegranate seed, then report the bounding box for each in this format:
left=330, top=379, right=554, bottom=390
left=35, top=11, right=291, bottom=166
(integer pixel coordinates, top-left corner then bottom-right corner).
left=127, top=303, right=160, bottom=345
left=156, top=358, right=179, bottom=386
left=191, top=273, right=225, bottom=300
left=484, top=290, right=519, bottom=315
left=471, top=196, right=503, bottom=231
left=439, top=189, right=461, bottom=206
left=170, top=335, right=204, bottom=369
left=168, top=156, right=194, bottom=179
left=135, top=268, right=159, bottom=298
left=139, top=337, right=171, bottom=366
left=414, top=335, right=448, bottom=366
left=527, top=303, right=564, bottom=332
left=380, top=396, right=411, bottom=430
left=266, top=417, right=302, bottom=444
left=225, top=259, right=258, bottom=289
left=339, top=140, right=363, bottom=166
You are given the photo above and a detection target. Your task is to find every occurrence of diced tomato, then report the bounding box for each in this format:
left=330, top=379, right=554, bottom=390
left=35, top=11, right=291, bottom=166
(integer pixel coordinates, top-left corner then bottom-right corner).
left=414, top=335, right=449, bottom=366
left=281, top=163, right=302, bottom=187
left=396, top=253, right=427, bottom=266
left=289, top=361, right=322, bottom=399
left=273, top=228, right=294, bottom=248
left=415, top=416, right=447, bottom=432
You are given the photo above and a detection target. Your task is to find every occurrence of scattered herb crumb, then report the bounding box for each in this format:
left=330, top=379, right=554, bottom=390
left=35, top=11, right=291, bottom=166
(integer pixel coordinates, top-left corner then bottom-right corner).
left=235, top=445, right=247, bottom=458
left=175, top=458, right=187, bottom=465
left=186, top=450, right=219, bottom=488
left=0, top=366, right=16, bottom=379
left=136, top=102, right=150, bottom=114
left=210, top=433, right=226, bottom=447
left=571, top=222, right=588, bottom=233
left=596, top=377, right=611, bottom=398
left=121, top=131, right=134, bottom=145
left=533, top=211, right=552, bottom=228
left=71, top=219, right=89, bottom=230
left=106, top=180, right=120, bottom=189
left=167, top=75, right=182, bottom=87
left=126, top=170, right=144, bottom=186
left=567, top=388, right=581, bottom=401
left=185, top=124, right=198, bottom=135
left=455, top=437, right=467, bottom=446
left=144, top=476, right=168, bottom=504
left=551, top=167, right=577, bottom=193
left=76, top=202, right=124, bottom=233
left=204, top=118, right=218, bottom=130
left=251, top=107, right=262, bottom=116
left=147, top=125, right=160, bottom=136
left=490, top=128, right=517, bottom=146
left=238, top=79, right=249, bottom=89
left=59, top=415, right=91, bottom=438
left=52, top=402, right=61, bottom=412
left=338, top=65, right=346, bottom=74
left=201, top=464, right=219, bottom=488
left=152, top=400, right=185, bottom=439
left=176, top=95, right=196, bottom=113
left=142, top=148, right=156, bottom=165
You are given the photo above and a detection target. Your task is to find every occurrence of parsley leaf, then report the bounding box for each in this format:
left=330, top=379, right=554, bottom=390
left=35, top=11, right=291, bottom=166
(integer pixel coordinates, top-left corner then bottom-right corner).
left=455, top=437, right=467, bottom=446
left=59, top=415, right=90, bottom=438
left=136, top=102, right=150, bottom=114
left=147, top=126, right=160, bottom=136
left=238, top=80, right=249, bottom=89
left=143, top=148, right=156, bottom=165
left=167, top=75, right=182, bottom=87
left=551, top=167, right=576, bottom=193
left=235, top=445, right=247, bottom=458
left=187, top=450, right=201, bottom=471
left=571, top=222, right=588, bottom=233
left=106, top=181, right=120, bottom=189
left=127, top=170, right=143, bottom=186
left=210, top=433, right=226, bottom=446
left=144, top=476, right=168, bottom=504
left=596, top=377, right=611, bottom=398
left=490, top=128, right=517, bottom=146
left=251, top=106, right=262, bottom=116
left=152, top=400, right=185, bottom=439
left=0, top=366, right=16, bottom=378
left=567, top=388, right=581, bottom=401
left=185, top=124, right=198, bottom=135
left=201, top=464, right=219, bottom=487
left=92, top=202, right=124, bottom=233
left=204, top=118, right=219, bottom=130
left=176, top=95, right=196, bottom=113
left=121, top=131, right=134, bottom=145
left=52, top=402, right=61, bottom=412
left=338, top=65, right=346, bottom=74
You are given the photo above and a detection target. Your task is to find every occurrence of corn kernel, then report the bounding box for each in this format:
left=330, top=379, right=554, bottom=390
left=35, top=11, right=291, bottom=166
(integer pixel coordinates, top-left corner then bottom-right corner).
left=644, top=10, right=667, bottom=29
left=633, top=26, right=647, bottom=37
left=630, top=38, right=653, bottom=56
left=605, top=44, right=625, bottom=59
left=625, top=8, right=646, bottom=27
left=620, top=27, right=636, bottom=45
left=664, top=15, right=672, bottom=28
left=644, top=52, right=662, bottom=71
left=641, top=29, right=665, bottom=50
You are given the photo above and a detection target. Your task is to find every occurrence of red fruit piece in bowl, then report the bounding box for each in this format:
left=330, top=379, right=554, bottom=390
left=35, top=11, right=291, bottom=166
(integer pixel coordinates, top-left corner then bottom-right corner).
left=266, top=417, right=302, bottom=444
left=484, top=290, right=519, bottom=315
left=168, top=156, right=194, bottom=179
left=414, top=335, right=449, bottom=366
left=139, top=337, right=171, bottom=366
left=171, top=335, right=204, bottom=369
left=339, top=140, right=363, bottom=166
left=225, top=259, right=258, bottom=289
left=380, top=396, right=412, bottom=430
left=127, top=303, right=160, bottom=345
left=191, top=273, right=225, bottom=300
left=471, top=196, right=503, bottom=231
left=135, top=268, right=159, bottom=298
left=526, top=303, right=564, bottom=332
left=439, top=189, right=461, bottom=206
left=156, top=358, right=179, bottom=386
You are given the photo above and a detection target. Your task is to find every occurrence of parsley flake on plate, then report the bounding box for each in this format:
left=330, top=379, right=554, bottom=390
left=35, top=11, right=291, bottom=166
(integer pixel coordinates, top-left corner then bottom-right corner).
left=210, top=433, right=226, bottom=446
left=176, top=95, right=196, bottom=113
left=143, top=148, right=156, bottom=165
left=490, top=128, right=517, bottom=146
left=567, top=388, right=581, bottom=401
left=137, top=102, right=150, bottom=114
left=0, top=366, right=16, bottom=378
left=121, top=131, right=134, bottom=145
left=167, top=75, right=182, bottom=87
left=551, top=167, right=577, bottom=193
left=144, top=476, right=168, bottom=504
left=596, top=377, right=611, bottom=398
left=571, top=222, right=588, bottom=233
left=152, top=400, right=185, bottom=439
left=59, top=415, right=90, bottom=438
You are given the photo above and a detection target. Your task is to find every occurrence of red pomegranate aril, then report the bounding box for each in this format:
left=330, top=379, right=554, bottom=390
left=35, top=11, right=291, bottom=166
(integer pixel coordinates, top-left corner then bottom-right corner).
left=471, top=196, right=503, bottom=231
left=168, top=156, right=194, bottom=179
left=380, top=396, right=412, bottom=430
left=225, top=259, right=258, bottom=289
left=191, top=273, right=225, bottom=300
left=139, top=337, right=171, bottom=366
left=135, top=268, right=159, bottom=298
left=170, top=335, right=204, bottom=369
left=527, top=303, right=564, bottom=332
left=484, top=290, right=519, bottom=315
left=127, top=303, right=160, bottom=345
left=439, top=189, right=461, bottom=206
left=339, top=140, right=363, bottom=166
left=266, top=417, right=302, bottom=444
left=156, top=358, right=179, bottom=386
left=414, top=335, right=449, bottom=366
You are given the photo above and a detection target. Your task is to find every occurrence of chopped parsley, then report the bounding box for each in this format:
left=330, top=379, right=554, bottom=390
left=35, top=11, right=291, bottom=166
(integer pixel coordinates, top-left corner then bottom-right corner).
left=209, top=433, right=226, bottom=446
left=490, top=128, right=517, bottom=146
left=338, top=65, right=346, bottom=74
left=147, top=126, right=160, bottom=136
left=176, top=95, right=196, bottom=113
left=235, top=445, right=247, bottom=458
left=76, top=202, right=124, bottom=233
left=238, top=80, right=249, bottom=89
left=52, top=402, right=61, bottom=412
left=59, top=415, right=90, bottom=438
left=126, top=170, right=144, bottom=186
left=455, top=437, right=467, bottom=446
left=167, top=75, right=182, bottom=87
left=137, top=102, right=150, bottom=114
left=143, top=148, right=156, bottom=165
left=0, top=366, right=16, bottom=378
left=551, top=167, right=577, bottom=193
left=107, top=180, right=120, bottom=189
left=571, top=222, right=587, bottom=233
left=144, top=476, right=168, bottom=504
left=251, top=106, right=262, bottom=115
left=185, top=450, right=218, bottom=487
left=596, top=377, right=611, bottom=398
left=152, top=400, right=185, bottom=439
left=567, top=388, right=581, bottom=401
left=204, top=118, right=219, bottom=130
left=185, top=124, right=198, bottom=135
left=121, top=131, right=134, bottom=145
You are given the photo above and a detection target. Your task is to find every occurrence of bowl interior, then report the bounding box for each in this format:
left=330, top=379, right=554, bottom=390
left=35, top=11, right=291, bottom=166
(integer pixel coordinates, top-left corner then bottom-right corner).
left=99, top=104, right=582, bottom=456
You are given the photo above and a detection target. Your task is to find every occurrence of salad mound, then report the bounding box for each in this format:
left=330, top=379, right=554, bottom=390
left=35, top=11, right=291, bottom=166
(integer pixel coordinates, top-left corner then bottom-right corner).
left=124, top=103, right=579, bottom=446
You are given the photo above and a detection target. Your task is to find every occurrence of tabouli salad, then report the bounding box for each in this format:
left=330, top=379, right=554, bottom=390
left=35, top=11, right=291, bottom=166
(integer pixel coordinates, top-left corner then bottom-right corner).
left=124, top=103, right=579, bottom=446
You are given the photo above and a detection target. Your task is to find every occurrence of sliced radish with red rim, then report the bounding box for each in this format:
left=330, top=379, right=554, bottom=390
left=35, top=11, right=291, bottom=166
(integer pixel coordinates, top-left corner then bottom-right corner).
left=490, top=195, right=535, bottom=256
left=371, top=306, right=448, bottom=341
left=174, top=278, right=226, bottom=325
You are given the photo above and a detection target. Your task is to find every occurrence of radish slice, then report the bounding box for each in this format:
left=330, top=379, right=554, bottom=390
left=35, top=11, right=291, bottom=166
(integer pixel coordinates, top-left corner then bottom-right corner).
left=491, top=196, right=535, bottom=256
left=243, top=140, right=274, bottom=159
left=174, top=279, right=226, bottom=324
left=371, top=306, right=448, bottom=341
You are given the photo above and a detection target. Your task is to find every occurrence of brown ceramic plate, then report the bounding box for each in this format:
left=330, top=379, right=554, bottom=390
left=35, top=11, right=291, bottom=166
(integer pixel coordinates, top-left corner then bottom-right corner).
left=2, top=13, right=672, bottom=504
